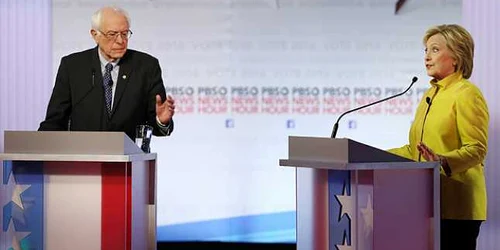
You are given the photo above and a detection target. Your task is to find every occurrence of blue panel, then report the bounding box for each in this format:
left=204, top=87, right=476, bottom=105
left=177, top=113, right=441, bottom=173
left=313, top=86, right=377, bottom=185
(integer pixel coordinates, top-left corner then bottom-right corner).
left=328, top=170, right=352, bottom=250
left=2, top=161, right=44, bottom=250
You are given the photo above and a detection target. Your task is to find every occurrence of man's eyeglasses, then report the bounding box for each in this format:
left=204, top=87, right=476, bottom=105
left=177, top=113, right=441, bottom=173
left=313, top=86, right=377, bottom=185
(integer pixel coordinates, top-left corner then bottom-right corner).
left=98, top=30, right=133, bottom=40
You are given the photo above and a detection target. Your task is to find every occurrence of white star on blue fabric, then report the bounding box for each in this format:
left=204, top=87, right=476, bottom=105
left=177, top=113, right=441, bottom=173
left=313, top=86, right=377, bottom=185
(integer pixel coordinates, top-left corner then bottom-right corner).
left=335, top=183, right=356, bottom=250
left=4, top=219, right=31, bottom=250
left=1, top=164, right=32, bottom=249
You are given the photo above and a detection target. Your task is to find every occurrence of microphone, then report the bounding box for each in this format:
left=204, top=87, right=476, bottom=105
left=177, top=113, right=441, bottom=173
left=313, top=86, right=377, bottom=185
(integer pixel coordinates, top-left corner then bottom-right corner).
left=418, top=95, right=433, bottom=161
left=74, top=68, right=96, bottom=105
left=330, top=76, right=418, bottom=138
left=69, top=68, right=96, bottom=130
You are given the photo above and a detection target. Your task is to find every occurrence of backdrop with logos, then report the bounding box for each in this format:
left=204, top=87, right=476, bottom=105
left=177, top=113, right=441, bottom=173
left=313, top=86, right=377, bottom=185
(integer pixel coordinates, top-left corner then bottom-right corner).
left=49, top=0, right=462, bottom=243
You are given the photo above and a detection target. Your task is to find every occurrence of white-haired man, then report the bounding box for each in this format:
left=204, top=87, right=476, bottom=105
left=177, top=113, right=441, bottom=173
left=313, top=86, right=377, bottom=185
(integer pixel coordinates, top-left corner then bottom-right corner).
left=39, top=6, right=175, bottom=140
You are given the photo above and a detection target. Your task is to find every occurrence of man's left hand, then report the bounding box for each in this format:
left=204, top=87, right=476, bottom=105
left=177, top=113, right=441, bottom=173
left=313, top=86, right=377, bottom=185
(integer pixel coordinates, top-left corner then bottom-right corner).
left=156, top=94, right=175, bottom=124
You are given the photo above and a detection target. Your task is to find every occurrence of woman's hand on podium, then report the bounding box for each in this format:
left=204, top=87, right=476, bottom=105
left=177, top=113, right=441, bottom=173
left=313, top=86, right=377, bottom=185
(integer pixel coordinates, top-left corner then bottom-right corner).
left=417, top=142, right=451, bottom=176
left=417, top=142, right=439, bottom=161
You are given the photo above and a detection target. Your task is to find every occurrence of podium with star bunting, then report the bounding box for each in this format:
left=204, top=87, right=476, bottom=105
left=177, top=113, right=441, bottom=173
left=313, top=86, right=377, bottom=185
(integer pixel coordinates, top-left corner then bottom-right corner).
left=0, top=131, right=158, bottom=250
left=279, top=136, right=440, bottom=250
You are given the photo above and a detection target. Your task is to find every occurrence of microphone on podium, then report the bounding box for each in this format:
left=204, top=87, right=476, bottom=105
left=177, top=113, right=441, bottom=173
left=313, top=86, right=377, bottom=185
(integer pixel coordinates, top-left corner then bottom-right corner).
left=330, top=76, right=418, bottom=138
left=69, top=68, right=97, bottom=130
left=73, top=68, right=97, bottom=108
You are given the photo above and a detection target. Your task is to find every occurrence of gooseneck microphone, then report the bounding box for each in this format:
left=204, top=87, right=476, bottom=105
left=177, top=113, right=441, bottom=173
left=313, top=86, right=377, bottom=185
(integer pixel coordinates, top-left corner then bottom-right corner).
left=330, top=76, right=418, bottom=138
left=69, top=68, right=96, bottom=130
left=74, top=68, right=96, bottom=106
left=418, top=95, right=434, bottom=161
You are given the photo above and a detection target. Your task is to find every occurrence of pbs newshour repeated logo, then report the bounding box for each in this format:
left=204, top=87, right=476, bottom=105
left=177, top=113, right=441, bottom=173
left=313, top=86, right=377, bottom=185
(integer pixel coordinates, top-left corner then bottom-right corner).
left=165, top=86, right=427, bottom=128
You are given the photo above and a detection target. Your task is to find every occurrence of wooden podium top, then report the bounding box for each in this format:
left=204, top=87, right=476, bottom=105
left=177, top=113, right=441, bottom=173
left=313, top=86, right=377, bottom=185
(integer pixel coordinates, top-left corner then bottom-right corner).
left=279, top=136, right=439, bottom=170
left=1, top=131, right=156, bottom=162
left=0, top=152, right=156, bottom=162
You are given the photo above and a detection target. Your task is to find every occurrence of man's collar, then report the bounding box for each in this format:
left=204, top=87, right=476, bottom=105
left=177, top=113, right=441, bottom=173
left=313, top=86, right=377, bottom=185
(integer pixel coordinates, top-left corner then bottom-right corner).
left=97, top=47, right=121, bottom=68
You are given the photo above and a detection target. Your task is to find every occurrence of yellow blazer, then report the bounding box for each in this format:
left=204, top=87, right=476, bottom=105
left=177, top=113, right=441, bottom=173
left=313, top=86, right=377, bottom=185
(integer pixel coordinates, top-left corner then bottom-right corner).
left=389, top=72, right=489, bottom=220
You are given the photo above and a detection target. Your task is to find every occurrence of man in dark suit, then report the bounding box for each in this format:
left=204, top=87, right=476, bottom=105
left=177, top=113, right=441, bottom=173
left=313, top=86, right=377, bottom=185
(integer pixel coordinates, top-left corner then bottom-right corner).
left=39, top=6, right=175, bottom=140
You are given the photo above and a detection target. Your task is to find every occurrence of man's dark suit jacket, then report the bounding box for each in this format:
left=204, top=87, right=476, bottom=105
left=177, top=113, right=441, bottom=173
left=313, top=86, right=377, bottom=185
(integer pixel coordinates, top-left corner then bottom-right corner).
left=39, top=47, right=173, bottom=140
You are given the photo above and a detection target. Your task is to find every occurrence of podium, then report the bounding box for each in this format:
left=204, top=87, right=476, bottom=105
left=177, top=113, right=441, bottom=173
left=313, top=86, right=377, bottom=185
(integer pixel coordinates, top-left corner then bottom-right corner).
left=0, top=131, right=158, bottom=250
left=279, top=136, right=440, bottom=250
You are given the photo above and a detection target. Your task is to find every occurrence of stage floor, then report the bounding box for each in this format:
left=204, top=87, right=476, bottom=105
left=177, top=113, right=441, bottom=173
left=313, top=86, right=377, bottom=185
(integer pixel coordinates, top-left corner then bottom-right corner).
left=158, top=242, right=295, bottom=250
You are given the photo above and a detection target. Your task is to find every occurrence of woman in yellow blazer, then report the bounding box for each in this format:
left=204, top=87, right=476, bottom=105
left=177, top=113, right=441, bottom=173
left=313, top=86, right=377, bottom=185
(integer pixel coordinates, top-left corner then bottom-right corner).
left=388, top=24, right=489, bottom=250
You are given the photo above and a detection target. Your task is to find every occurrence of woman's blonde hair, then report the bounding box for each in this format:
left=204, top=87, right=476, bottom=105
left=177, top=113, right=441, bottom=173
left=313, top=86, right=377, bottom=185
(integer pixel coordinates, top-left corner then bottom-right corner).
left=423, top=24, right=475, bottom=79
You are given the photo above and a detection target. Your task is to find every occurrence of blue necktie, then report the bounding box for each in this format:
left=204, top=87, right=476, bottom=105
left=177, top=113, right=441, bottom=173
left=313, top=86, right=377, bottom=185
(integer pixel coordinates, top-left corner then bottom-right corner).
left=103, top=63, right=113, bottom=115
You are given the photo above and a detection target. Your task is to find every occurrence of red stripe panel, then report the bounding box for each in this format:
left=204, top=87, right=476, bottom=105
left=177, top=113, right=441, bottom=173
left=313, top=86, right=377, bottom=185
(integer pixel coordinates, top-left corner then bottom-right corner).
left=126, top=163, right=132, bottom=249
left=101, top=162, right=132, bottom=250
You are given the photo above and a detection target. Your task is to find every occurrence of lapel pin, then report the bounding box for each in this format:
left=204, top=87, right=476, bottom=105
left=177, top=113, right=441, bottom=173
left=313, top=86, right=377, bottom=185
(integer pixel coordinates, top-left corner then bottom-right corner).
left=122, top=75, right=127, bottom=79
